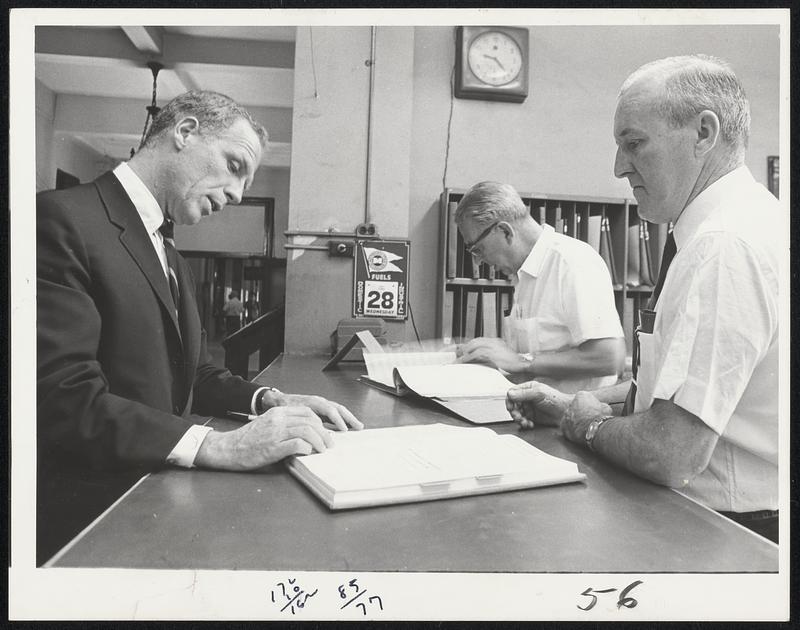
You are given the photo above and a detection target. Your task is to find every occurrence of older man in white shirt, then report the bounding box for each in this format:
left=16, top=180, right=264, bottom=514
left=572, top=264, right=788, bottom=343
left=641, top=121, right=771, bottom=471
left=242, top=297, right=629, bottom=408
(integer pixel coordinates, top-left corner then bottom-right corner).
left=506, top=55, right=780, bottom=543
left=454, top=181, right=625, bottom=393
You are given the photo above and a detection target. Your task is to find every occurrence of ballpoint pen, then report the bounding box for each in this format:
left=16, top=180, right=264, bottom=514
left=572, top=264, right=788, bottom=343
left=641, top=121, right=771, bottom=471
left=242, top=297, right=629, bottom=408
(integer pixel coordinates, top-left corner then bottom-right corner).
left=227, top=411, right=257, bottom=421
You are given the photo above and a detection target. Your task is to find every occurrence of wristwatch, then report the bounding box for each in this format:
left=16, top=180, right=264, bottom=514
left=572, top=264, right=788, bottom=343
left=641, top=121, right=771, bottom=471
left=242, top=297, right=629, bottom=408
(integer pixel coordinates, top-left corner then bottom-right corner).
left=584, top=415, right=613, bottom=451
left=519, top=353, right=536, bottom=374
left=258, top=386, right=283, bottom=412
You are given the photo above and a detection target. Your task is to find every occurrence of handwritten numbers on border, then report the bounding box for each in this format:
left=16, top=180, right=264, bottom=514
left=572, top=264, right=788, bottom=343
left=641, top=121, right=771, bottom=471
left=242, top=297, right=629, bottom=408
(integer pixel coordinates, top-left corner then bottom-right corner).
left=577, top=580, right=643, bottom=612
left=338, top=577, right=384, bottom=616
left=270, top=577, right=318, bottom=615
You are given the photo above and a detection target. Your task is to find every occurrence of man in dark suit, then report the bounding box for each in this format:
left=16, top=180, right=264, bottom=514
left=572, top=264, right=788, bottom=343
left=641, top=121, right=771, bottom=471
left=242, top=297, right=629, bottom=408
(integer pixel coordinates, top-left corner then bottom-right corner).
left=37, top=90, right=362, bottom=563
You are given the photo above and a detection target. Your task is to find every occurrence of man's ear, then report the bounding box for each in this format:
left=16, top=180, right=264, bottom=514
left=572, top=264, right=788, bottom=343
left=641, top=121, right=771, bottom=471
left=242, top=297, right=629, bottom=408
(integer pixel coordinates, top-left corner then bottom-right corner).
left=498, top=221, right=514, bottom=244
left=694, top=109, right=720, bottom=157
left=173, top=117, right=200, bottom=150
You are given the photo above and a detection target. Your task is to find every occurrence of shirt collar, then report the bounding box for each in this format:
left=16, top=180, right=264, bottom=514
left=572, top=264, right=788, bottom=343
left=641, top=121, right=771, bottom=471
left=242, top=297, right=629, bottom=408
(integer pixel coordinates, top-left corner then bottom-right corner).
left=112, top=161, right=165, bottom=236
left=518, top=223, right=555, bottom=279
left=672, top=165, right=754, bottom=250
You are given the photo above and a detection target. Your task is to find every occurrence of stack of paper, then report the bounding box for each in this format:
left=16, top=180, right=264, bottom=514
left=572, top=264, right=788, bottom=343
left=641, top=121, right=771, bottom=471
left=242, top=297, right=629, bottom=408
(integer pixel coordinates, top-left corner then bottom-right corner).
left=287, top=423, right=586, bottom=509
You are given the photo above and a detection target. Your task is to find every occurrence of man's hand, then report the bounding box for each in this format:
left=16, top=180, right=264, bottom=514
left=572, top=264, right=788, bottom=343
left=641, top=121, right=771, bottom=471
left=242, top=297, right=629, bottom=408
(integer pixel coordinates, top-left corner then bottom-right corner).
left=560, top=391, right=613, bottom=444
left=506, top=381, right=573, bottom=430
left=269, top=392, right=364, bottom=431
left=195, top=406, right=335, bottom=471
left=456, top=337, right=528, bottom=372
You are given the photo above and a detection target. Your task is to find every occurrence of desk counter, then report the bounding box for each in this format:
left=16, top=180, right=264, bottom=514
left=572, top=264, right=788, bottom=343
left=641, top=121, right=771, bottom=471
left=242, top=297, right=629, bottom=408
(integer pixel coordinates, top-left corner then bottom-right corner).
left=51, top=355, right=777, bottom=572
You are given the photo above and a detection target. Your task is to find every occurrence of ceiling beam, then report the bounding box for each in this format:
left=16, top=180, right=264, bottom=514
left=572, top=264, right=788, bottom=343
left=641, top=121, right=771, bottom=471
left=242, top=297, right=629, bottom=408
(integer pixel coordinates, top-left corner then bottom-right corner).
left=164, top=32, right=295, bottom=69
left=36, top=26, right=145, bottom=61
left=36, top=26, right=294, bottom=72
left=35, top=52, right=142, bottom=70
left=156, top=71, right=191, bottom=96
left=173, top=69, right=199, bottom=93
left=120, top=26, right=164, bottom=56
left=63, top=130, right=291, bottom=168
left=53, top=94, right=294, bottom=143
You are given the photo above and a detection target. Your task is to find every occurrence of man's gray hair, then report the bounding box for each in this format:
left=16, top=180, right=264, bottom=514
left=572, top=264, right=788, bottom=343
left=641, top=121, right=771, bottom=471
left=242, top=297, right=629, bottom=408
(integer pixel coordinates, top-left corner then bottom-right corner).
left=142, top=90, right=268, bottom=149
left=620, top=54, right=750, bottom=152
left=455, top=181, right=530, bottom=227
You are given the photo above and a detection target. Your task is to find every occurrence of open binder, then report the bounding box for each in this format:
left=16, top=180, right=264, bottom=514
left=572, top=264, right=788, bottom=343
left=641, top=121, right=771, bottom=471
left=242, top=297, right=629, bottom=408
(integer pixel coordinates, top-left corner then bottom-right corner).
left=286, top=423, right=587, bottom=509
left=361, top=351, right=515, bottom=425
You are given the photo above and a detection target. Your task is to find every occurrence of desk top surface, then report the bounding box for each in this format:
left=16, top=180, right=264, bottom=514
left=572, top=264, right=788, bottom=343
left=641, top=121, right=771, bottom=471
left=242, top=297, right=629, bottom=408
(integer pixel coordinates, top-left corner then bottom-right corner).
left=52, top=355, right=777, bottom=572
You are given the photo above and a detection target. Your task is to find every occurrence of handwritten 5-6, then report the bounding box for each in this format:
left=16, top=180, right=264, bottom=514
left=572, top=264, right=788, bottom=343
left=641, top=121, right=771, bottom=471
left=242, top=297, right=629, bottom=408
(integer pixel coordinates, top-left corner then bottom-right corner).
left=577, top=580, right=643, bottom=611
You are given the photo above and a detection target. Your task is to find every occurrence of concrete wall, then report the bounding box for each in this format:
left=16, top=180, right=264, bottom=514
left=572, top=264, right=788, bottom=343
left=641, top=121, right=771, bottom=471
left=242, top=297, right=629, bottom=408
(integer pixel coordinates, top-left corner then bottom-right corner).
left=284, top=23, right=780, bottom=354
left=51, top=135, right=109, bottom=185
left=285, top=27, right=415, bottom=354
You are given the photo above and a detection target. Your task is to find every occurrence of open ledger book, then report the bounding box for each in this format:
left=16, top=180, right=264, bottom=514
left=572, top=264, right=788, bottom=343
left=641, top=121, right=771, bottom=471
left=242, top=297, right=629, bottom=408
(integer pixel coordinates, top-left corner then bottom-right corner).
left=286, top=423, right=586, bottom=509
left=360, top=347, right=515, bottom=424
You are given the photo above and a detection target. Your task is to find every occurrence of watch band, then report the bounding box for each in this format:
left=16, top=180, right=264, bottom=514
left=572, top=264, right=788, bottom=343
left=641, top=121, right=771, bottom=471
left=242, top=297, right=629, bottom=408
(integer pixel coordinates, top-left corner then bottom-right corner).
left=258, top=386, right=282, bottom=411
left=585, top=415, right=613, bottom=452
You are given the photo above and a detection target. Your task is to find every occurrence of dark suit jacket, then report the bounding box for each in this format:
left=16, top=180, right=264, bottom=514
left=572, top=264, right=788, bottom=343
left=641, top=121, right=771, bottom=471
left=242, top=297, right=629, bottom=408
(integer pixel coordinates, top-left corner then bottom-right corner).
left=36, top=171, right=260, bottom=559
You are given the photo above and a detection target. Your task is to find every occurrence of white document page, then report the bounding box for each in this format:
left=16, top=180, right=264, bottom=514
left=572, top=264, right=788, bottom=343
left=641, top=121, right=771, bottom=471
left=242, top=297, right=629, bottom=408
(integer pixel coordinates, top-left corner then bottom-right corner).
left=395, top=363, right=515, bottom=399
left=432, top=397, right=512, bottom=424
left=363, top=351, right=457, bottom=387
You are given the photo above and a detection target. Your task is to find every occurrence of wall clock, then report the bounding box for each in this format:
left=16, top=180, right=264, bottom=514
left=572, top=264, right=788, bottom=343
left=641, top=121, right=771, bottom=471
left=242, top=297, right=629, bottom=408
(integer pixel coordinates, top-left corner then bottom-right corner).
left=455, top=26, right=529, bottom=103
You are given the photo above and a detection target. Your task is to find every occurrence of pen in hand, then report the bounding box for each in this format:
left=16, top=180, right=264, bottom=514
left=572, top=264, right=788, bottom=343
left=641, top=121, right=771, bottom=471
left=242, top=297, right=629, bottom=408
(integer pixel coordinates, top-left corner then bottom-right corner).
left=227, top=411, right=256, bottom=421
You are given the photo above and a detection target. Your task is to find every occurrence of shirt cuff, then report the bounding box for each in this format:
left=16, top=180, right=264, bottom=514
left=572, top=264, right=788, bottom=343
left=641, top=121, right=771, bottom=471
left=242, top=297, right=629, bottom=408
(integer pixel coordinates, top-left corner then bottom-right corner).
left=165, top=424, right=215, bottom=468
left=251, top=387, right=268, bottom=415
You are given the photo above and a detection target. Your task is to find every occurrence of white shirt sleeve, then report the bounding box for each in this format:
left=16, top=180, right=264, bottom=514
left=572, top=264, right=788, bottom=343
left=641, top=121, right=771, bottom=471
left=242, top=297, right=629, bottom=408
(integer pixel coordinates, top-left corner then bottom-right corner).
left=560, top=249, right=624, bottom=345
left=165, top=424, right=215, bottom=468
left=652, top=232, right=778, bottom=433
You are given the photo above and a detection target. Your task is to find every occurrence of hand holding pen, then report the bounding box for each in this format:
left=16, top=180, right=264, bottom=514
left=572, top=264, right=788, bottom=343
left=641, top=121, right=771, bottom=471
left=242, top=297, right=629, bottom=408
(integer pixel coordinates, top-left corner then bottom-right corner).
left=227, top=392, right=363, bottom=432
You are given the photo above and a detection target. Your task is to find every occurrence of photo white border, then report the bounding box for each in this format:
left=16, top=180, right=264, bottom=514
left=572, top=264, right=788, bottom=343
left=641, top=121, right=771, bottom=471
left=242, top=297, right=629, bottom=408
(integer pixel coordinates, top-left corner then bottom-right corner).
left=9, top=7, right=791, bottom=621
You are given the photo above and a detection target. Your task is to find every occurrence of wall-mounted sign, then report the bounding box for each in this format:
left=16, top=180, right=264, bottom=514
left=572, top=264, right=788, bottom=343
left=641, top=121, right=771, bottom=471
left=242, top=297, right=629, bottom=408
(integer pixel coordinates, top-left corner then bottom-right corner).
left=353, top=239, right=410, bottom=320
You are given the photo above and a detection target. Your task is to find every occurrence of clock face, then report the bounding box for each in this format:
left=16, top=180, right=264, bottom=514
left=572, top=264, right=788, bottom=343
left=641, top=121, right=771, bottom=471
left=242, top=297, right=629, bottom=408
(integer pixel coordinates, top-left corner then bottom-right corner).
left=467, top=31, right=523, bottom=86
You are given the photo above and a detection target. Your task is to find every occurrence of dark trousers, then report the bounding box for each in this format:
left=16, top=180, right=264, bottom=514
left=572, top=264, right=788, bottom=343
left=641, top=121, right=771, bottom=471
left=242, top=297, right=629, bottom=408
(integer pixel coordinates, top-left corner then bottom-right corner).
left=718, top=510, right=778, bottom=544
left=225, top=316, right=241, bottom=334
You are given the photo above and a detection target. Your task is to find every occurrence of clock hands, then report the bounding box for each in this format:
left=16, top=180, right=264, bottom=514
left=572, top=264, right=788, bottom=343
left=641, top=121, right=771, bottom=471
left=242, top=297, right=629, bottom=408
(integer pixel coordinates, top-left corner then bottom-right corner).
left=482, top=54, right=505, bottom=71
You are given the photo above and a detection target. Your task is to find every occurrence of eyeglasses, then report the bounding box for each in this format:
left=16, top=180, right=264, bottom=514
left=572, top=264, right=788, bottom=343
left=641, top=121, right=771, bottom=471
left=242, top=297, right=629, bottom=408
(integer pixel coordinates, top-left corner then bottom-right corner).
left=464, top=222, right=500, bottom=254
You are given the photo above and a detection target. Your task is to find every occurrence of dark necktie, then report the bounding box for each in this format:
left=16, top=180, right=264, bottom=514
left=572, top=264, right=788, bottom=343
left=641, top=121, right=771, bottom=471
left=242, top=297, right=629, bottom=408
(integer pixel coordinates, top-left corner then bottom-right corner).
left=623, top=231, right=677, bottom=415
left=159, top=220, right=181, bottom=315
left=646, top=231, right=677, bottom=310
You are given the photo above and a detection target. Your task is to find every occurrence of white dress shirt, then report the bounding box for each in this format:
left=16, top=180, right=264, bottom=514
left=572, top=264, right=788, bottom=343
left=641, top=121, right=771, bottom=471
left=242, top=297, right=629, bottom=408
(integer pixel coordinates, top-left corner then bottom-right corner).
left=503, top=224, right=624, bottom=392
left=635, top=166, right=779, bottom=512
left=112, top=163, right=265, bottom=467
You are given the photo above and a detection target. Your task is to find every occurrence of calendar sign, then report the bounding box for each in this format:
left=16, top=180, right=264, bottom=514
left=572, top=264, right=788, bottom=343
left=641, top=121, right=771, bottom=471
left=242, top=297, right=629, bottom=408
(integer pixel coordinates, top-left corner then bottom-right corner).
left=353, top=239, right=410, bottom=320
